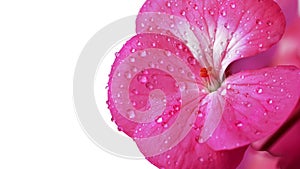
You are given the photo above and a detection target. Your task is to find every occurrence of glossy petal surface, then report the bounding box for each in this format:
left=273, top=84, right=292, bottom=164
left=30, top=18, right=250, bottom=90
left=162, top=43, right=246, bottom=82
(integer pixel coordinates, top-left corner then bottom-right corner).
left=137, top=0, right=285, bottom=75
left=107, top=33, right=247, bottom=168
left=205, top=66, right=300, bottom=150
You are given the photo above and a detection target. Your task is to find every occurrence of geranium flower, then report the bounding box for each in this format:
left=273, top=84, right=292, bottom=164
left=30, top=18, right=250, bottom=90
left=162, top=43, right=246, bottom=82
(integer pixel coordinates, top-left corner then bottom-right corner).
left=107, top=0, right=300, bottom=168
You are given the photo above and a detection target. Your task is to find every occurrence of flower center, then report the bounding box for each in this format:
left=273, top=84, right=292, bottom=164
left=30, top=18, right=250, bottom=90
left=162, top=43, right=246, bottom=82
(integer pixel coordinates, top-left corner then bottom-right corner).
left=200, top=67, right=222, bottom=92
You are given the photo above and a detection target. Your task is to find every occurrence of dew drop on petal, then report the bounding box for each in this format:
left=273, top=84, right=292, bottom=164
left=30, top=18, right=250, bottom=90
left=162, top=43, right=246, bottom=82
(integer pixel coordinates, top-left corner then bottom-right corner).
left=140, top=51, right=147, bottom=57
left=267, top=99, right=273, bottom=104
left=125, top=71, right=132, bottom=79
left=156, top=116, right=163, bottom=123
left=199, top=157, right=204, bottom=162
left=256, top=88, right=263, bottom=94
left=129, top=57, right=135, bottom=62
left=224, top=23, right=230, bottom=29
left=267, top=20, right=273, bottom=26
left=138, top=75, right=148, bottom=84
left=235, top=121, right=243, bottom=127
left=187, top=56, right=196, bottom=65
left=256, top=19, right=262, bottom=25
left=165, top=50, right=172, bottom=57
left=167, top=65, right=174, bottom=72
left=230, top=3, right=236, bottom=9
left=165, top=1, right=171, bottom=7
left=146, top=82, right=154, bottom=89
left=126, top=109, right=135, bottom=119
left=180, top=10, right=186, bottom=16
left=131, top=89, right=139, bottom=95
left=220, top=10, right=226, bottom=16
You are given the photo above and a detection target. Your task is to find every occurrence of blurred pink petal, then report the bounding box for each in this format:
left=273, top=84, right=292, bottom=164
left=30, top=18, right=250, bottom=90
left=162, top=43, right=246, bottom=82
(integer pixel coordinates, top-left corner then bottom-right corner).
left=273, top=18, right=300, bottom=68
left=237, top=146, right=280, bottom=169
left=275, top=0, right=299, bottom=26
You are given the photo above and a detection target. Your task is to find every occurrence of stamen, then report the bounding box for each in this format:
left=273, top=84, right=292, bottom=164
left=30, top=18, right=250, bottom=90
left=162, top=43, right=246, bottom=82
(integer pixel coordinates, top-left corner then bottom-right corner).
left=200, top=67, right=221, bottom=92
left=200, top=68, right=209, bottom=77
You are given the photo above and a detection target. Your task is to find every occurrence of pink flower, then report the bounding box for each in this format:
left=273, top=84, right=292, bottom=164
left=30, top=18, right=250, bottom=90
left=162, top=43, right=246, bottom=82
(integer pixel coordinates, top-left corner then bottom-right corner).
left=107, top=0, right=300, bottom=168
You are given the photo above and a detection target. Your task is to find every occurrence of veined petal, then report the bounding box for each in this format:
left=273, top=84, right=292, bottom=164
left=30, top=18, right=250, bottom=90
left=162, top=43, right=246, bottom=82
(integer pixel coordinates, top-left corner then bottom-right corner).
left=205, top=66, right=300, bottom=150
left=108, top=33, right=207, bottom=158
left=146, top=129, right=247, bottom=169
left=137, top=0, right=285, bottom=78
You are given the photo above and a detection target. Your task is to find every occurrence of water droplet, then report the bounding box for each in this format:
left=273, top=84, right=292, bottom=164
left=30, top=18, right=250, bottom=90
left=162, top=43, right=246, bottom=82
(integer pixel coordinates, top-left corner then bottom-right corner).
left=256, top=19, right=262, bottom=25
left=187, top=56, right=196, bottom=65
left=267, top=99, right=273, bottom=104
left=126, top=109, right=135, bottom=119
left=125, top=72, right=132, bottom=79
left=131, top=48, right=137, bottom=53
left=131, top=89, right=139, bottom=95
left=230, top=3, right=236, bottom=9
left=156, top=116, right=163, bottom=123
left=256, top=88, right=263, bottom=94
left=165, top=50, right=172, bottom=56
left=275, top=106, right=279, bottom=110
left=167, top=154, right=171, bottom=159
left=199, top=157, right=204, bottom=162
left=267, top=20, right=273, bottom=26
left=140, top=51, right=147, bottom=57
left=221, top=89, right=226, bottom=96
left=138, top=75, right=148, bottom=84
left=152, top=42, right=156, bottom=47
left=167, top=65, right=174, bottom=72
left=235, top=121, right=243, bottom=127
left=170, top=23, right=175, bottom=28
left=165, top=1, right=171, bottom=7
left=129, top=57, right=135, bottom=62
left=146, top=82, right=154, bottom=89
left=180, top=10, right=186, bottom=16
left=117, top=126, right=123, bottom=131
left=193, top=4, right=198, bottom=10
left=209, top=9, right=215, bottom=15
left=259, top=43, right=263, bottom=48
left=224, top=23, right=230, bottom=29
left=227, top=84, right=232, bottom=89
left=220, top=10, right=227, bottom=16
left=131, top=67, right=138, bottom=72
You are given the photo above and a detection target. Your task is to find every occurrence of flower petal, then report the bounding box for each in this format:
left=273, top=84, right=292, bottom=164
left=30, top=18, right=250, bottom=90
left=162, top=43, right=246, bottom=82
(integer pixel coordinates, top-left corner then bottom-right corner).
left=137, top=0, right=286, bottom=76
left=237, top=146, right=280, bottom=169
left=273, top=18, right=300, bottom=68
left=205, top=66, right=300, bottom=150
left=108, top=33, right=207, bottom=157
left=146, top=129, right=247, bottom=169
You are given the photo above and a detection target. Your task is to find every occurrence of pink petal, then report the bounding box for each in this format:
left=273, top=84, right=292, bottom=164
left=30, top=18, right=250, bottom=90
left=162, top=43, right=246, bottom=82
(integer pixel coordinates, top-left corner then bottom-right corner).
left=266, top=104, right=300, bottom=169
left=273, top=18, right=300, bottom=68
left=145, top=129, right=247, bottom=169
left=108, top=33, right=208, bottom=156
left=107, top=33, right=248, bottom=168
left=205, top=66, right=300, bottom=150
left=137, top=0, right=286, bottom=75
left=237, top=146, right=280, bottom=169
left=275, top=0, right=299, bottom=26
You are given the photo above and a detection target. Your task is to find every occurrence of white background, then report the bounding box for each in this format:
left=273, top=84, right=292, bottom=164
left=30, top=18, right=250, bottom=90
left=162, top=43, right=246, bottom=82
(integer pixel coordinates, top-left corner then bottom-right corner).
left=0, top=0, right=155, bottom=168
